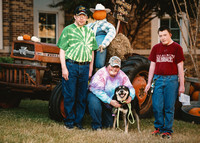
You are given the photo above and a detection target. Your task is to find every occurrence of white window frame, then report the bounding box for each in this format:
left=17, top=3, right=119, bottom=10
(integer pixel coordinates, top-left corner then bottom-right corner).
left=160, top=18, right=181, bottom=44
left=0, top=0, right=3, bottom=49
left=37, top=12, right=58, bottom=44
left=33, top=0, right=64, bottom=43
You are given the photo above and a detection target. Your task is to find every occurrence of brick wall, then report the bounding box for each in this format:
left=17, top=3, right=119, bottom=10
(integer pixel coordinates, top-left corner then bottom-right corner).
left=107, top=14, right=152, bottom=50
left=131, top=22, right=151, bottom=50
left=3, top=0, right=33, bottom=49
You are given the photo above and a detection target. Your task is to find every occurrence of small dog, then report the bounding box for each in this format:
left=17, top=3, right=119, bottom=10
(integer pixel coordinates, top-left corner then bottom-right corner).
left=112, top=85, right=140, bottom=133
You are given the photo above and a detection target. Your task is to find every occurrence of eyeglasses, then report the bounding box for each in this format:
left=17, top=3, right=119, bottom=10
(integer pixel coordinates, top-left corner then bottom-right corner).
left=76, top=15, right=87, bottom=19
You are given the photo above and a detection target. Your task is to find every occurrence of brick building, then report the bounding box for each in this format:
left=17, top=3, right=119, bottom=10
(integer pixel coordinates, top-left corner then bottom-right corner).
left=0, top=0, right=199, bottom=77
left=0, top=0, right=64, bottom=55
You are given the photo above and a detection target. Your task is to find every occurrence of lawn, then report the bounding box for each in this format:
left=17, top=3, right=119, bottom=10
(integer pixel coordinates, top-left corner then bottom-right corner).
left=0, top=99, right=199, bottom=143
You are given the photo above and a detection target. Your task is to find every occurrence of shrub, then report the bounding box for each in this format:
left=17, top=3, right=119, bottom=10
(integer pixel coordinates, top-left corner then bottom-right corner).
left=0, top=57, right=13, bottom=63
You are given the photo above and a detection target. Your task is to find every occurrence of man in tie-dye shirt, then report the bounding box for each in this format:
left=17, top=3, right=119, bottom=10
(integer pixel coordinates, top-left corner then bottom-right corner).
left=87, top=56, right=135, bottom=130
left=57, top=6, right=98, bottom=130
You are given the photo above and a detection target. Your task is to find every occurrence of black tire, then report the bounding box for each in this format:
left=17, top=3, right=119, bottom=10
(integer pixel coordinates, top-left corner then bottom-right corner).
left=0, top=91, right=21, bottom=108
left=49, top=82, right=60, bottom=120
left=48, top=82, right=64, bottom=121
left=121, top=54, right=153, bottom=118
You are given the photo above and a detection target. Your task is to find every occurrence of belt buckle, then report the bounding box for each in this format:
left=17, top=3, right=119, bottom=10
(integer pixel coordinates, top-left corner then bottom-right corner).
left=78, top=62, right=82, bottom=65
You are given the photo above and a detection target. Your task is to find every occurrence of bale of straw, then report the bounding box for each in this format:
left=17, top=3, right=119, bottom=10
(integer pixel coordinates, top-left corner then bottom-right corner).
left=106, top=33, right=133, bottom=61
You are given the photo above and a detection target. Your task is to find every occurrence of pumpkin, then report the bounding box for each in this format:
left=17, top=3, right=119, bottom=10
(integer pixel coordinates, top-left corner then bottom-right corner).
left=93, top=10, right=106, bottom=20
left=188, top=107, right=200, bottom=117
left=191, top=91, right=200, bottom=101
left=23, top=34, right=31, bottom=40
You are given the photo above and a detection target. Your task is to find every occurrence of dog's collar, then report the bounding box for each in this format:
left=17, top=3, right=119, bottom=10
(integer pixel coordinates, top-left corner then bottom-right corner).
left=119, top=100, right=126, bottom=104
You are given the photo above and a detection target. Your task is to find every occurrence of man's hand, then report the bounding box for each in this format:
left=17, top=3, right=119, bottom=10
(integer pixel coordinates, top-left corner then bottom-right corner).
left=89, top=51, right=94, bottom=79
left=62, top=67, right=69, bottom=80
left=89, top=67, right=93, bottom=79
left=177, top=61, right=185, bottom=96
left=110, top=100, right=121, bottom=108
left=179, top=85, right=185, bottom=96
left=97, top=45, right=105, bottom=53
left=144, top=83, right=151, bottom=93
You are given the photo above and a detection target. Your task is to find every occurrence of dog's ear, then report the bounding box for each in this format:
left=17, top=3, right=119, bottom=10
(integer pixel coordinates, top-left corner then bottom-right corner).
left=114, top=86, right=118, bottom=93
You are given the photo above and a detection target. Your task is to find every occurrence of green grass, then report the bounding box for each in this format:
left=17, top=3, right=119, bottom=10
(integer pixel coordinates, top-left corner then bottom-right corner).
left=0, top=100, right=200, bottom=143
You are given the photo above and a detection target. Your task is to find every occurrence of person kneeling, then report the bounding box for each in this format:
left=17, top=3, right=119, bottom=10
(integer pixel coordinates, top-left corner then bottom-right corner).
left=87, top=56, right=136, bottom=130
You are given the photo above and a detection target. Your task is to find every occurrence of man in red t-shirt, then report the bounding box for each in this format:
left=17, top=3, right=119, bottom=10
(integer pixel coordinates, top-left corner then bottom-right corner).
left=145, top=26, right=185, bottom=139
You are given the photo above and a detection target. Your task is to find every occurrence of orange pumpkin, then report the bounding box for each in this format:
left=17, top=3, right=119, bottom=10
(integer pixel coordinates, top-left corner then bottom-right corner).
left=23, top=34, right=31, bottom=40
left=93, top=10, right=106, bottom=20
left=192, top=91, right=200, bottom=101
left=188, top=107, right=200, bottom=116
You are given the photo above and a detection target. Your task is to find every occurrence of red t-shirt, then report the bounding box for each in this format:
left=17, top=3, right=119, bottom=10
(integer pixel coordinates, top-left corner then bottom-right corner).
left=149, top=42, right=185, bottom=75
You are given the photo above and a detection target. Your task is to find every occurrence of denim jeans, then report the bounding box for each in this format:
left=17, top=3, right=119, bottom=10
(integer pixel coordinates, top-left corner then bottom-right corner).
left=152, top=75, right=178, bottom=133
left=95, top=49, right=107, bottom=68
left=87, top=91, right=113, bottom=130
left=95, top=34, right=107, bottom=69
left=62, top=61, right=89, bottom=126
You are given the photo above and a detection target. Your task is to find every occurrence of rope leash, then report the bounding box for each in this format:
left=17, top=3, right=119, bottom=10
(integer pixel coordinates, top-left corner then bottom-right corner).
left=127, top=103, right=135, bottom=124
left=115, top=101, right=135, bottom=131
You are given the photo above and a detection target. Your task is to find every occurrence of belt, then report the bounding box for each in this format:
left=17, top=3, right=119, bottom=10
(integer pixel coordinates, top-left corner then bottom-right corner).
left=66, top=59, right=90, bottom=65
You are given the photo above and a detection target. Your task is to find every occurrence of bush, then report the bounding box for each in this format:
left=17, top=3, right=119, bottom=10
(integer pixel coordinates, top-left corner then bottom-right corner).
left=0, top=57, right=13, bottom=63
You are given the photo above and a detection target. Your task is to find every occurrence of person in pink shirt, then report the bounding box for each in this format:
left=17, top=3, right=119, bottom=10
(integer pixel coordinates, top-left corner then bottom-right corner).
left=87, top=56, right=135, bottom=130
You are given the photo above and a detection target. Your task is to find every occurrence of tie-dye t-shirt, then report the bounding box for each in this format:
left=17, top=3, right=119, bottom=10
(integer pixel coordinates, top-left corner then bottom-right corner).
left=57, top=24, right=98, bottom=62
left=89, top=67, right=135, bottom=104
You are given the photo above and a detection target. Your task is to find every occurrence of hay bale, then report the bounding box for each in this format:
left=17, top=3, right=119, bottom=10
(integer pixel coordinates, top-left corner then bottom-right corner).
left=107, top=33, right=133, bottom=61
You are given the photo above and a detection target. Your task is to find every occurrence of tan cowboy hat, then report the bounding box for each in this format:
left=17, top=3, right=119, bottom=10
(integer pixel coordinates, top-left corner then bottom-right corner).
left=90, top=4, right=111, bottom=13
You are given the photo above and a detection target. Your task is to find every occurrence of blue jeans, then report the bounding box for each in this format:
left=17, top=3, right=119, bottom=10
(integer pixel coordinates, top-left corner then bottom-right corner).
left=95, top=49, right=107, bottom=68
left=87, top=92, right=113, bottom=130
left=152, top=75, right=178, bottom=133
left=62, top=61, right=89, bottom=126
left=95, top=34, right=107, bottom=69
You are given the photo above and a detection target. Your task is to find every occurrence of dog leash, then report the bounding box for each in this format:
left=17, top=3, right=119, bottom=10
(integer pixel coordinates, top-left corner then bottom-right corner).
left=127, top=103, right=135, bottom=124
left=115, top=101, right=135, bottom=132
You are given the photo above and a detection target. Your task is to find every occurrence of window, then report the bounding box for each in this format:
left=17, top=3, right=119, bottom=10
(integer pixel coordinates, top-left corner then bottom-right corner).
left=39, top=13, right=56, bottom=44
left=160, top=18, right=180, bottom=44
